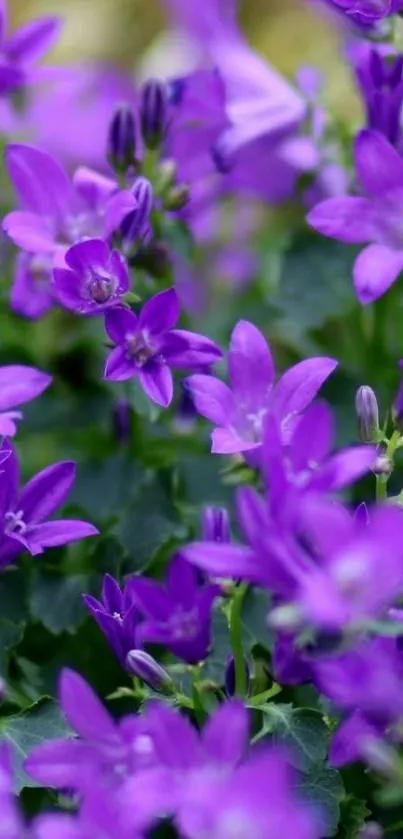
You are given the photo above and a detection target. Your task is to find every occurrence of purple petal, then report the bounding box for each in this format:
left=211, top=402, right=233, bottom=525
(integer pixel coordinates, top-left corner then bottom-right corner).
left=104, top=189, right=137, bottom=237
left=185, top=374, right=234, bottom=424
left=102, top=574, right=123, bottom=614
left=289, top=401, right=334, bottom=472
left=6, top=17, right=61, bottom=64
left=0, top=0, right=7, bottom=46
left=163, top=329, right=223, bottom=368
left=138, top=288, right=180, bottom=335
left=353, top=244, right=403, bottom=303
left=65, top=238, right=109, bottom=273
left=272, top=357, right=338, bottom=434
left=167, top=554, right=198, bottom=609
left=355, top=128, right=403, bottom=195
left=0, top=442, right=19, bottom=517
left=307, top=196, right=375, bottom=243
left=202, top=701, right=248, bottom=765
left=329, top=712, right=381, bottom=768
left=59, top=669, right=118, bottom=742
left=20, top=461, right=76, bottom=523
left=2, top=210, right=56, bottom=252
left=0, top=365, right=51, bottom=413
left=26, top=520, right=98, bottom=553
left=11, top=252, right=55, bottom=320
left=0, top=411, right=22, bottom=437
left=228, top=320, right=275, bottom=397
left=72, top=167, right=116, bottom=206
left=128, top=577, right=171, bottom=620
left=181, top=542, right=266, bottom=584
left=104, top=307, right=138, bottom=344
left=53, top=267, right=82, bottom=311
left=211, top=428, right=259, bottom=454
left=311, top=446, right=376, bottom=491
left=104, top=347, right=135, bottom=381
left=5, top=144, right=74, bottom=220
left=24, top=739, right=93, bottom=789
left=139, top=363, right=174, bottom=407
left=0, top=63, right=24, bottom=92
left=110, top=250, right=130, bottom=293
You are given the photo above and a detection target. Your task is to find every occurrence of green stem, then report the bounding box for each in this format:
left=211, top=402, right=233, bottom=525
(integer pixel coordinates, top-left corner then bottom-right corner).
left=190, top=667, right=206, bottom=726
left=376, top=474, right=388, bottom=502
left=229, top=583, right=248, bottom=696
left=247, top=684, right=282, bottom=707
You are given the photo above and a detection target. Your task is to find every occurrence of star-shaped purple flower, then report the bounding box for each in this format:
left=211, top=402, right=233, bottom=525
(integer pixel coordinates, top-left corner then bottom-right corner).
left=0, top=364, right=51, bottom=436
left=83, top=574, right=140, bottom=668
left=54, top=239, right=130, bottom=316
left=308, top=129, right=403, bottom=303
left=0, top=443, right=98, bottom=568
left=104, top=288, right=223, bottom=407
left=186, top=320, right=337, bottom=458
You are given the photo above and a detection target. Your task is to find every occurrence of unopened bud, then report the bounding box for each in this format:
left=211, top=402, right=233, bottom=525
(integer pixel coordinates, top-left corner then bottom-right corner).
left=355, top=385, right=379, bottom=442
left=224, top=655, right=250, bottom=698
left=163, top=183, right=191, bottom=211
left=140, top=79, right=168, bottom=150
left=107, top=103, right=137, bottom=173
left=202, top=507, right=230, bottom=543
left=121, top=177, right=154, bottom=255
left=126, top=650, right=174, bottom=695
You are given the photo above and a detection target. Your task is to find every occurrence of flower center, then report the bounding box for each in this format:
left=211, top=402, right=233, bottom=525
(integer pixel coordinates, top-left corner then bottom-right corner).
left=4, top=510, right=27, bottom=536
left=125, top=332, right=156, bottom=367
left=168, top=607, right=198, bottom=639
left=113, top=611, right=123, bottom=625
left=89, top=276, right=114, bottom=304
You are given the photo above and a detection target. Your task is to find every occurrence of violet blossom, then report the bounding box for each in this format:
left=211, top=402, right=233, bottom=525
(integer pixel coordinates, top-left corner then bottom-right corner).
left=307, top=129, right=403, bottom=303
left=0, top=443, right=98, bottom=567
left=186, top=319, right=337, bottom=458
left=83, top=574, right=140, bottom=668
left=103, top=288, right=222, bottom=407
left=354, top=46, right=403, bottom=147
left=0, top=364, right=51, bottom=436
left=53, top=238, right=130, bottom=316
left=0, top=1, right=61, bottom=94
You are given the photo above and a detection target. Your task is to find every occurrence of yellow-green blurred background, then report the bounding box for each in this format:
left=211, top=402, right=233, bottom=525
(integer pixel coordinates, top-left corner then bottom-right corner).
left=10, top=0, right=355, bottom=114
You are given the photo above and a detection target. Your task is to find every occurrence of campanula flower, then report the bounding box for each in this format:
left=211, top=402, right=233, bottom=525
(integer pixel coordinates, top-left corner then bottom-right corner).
left=83, top=574, right=140, bottom=668
left=0, top=1, right=61, bottom=93
left=186, top=320, right=337, bottom=458
left=129, top=553, right=221, bottom=663
left=53, top=239, right=130, bottom=316
left=0, top=364, right=51, bottom=436
left=103, top=288, right=222, bottom=407
left=308, top=129, right=403, bottom=303
left=0, top=443, right=98, bottom=567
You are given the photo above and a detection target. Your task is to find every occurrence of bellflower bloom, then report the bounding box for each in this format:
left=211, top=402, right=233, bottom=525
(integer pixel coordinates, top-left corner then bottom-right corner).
left=186, top=320, right=337, bottom=458
left=0, top=364, right=51, bottom=436
left=129, top=553, right=221, bottom=663
left=354, top=47, right=403, bottom=147
left=83, top=574, right=140, bottom=668
left=103, top=288, right=222, bottom=408
left=307, top=129, right=403, bottom=303
left=0, top=1, right=61, bottom=93
left=0, top=443, right=98, bottom=568
left=53, top=239, right=130, bottom=315
left=2, top=144, right=136, bottom=260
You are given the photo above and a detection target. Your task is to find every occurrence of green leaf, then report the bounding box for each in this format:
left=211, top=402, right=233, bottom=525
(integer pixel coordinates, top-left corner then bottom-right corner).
left=201, top=610, right=232, bottom=684
left=298, top=764, right=344, bottom=837
left=71, top=453, right=144, bottom=522
left=338, top=796, right=371, bottom=839
left=254, top=704, right=330, bottom=771
left=29, top=571, right=91, bottom=635
left=0, top=698, right=72, bottom=792
left=0, top=619, right=25, bottom=676
left=0, top=568, right=27, bottom=624
left=127, top=379, right=161, bottom=422
left=241, top=588, right=272, bottom=652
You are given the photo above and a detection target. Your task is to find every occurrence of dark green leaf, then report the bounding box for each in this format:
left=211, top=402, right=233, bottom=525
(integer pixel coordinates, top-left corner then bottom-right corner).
left=254, top=704, right=330, bottom=771
left=71, top=453, right=143, bottom=522
left=201, top=610, right=232, bottom=684
left=29, top=571, right=90, bottom=635
left=338, top=796, right=371, bottom=839
left=0, top=619, right=25, bottom=676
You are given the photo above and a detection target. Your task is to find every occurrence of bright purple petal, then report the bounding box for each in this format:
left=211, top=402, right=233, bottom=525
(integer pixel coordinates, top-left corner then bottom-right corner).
left=20, top=461, right=76, bottom=523
left=104, top=347, right=135, bottom=381
left=104, top=189, right=137, bottom=237
left=2, top=210, right=56, bottom=252
left=167, top=554, right=198, bottom=609
left=202, top=700, right=249, bottom=765
left=181, top=542, right=266, bottom=584
left=102, top=574, right=123, bottom=614
left=185, top=374, right=234, bottom=424
left=0, top=443, right=19, bottom=517
left=59, top=669, right=118, bottom=743
left=311, top=446, right=376, bottom=491
left=72, top=167, right=116, bottom=206
left=104, top=307, right=138, bottom=344
left=0, top=411, right=22, bottom=437
left=5, top=144, right=74, bottom=220
left=139, top=363, right=173, bottom=407
left=228, top=320, right=275, bottom=399
left=354, top=128, right=403, bottom=195
left=6, top=17, right=61, bottom=64
left=353, top=244, right=403, bottom=303
left=26, top=520, right=98, bottom=553
left=138, top=288, right=180, bottom=335
left=53, top=267, right=82, bottom=311
left=211, top=428, right=258, bottom=454
left=65, top=238, right=109, bottom=273
left=163, top=329, right=223, bottom=368
left=128, top=577, right=171, bottom=620
left=0, top=365, right=51, bottom=412
left=272, top=357, right=337, bottom=434
left=289, top=401, right=334, bottom=471
left=24, top=739, right=93, bottom=789
left=307, top=196, right=375, bottom=243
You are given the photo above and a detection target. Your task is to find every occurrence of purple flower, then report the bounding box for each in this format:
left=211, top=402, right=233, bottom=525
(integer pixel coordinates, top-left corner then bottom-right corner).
left=107, top=102, right=137, bottom=173
left=325, top=0, right=402, bottom=25
left=140, top=79, right=168, bottom=150
left=0, top=364, right=51, bottom=436
left=129, top=553, right=221, bottom=663
left=0, top=443, right=98, bottom=568
left=0, top=1, right=61, bottom=94
left=2, top=144, right=136, bottom=259
left=307, top=129, right=403, bottom=303
left=103, top=288, right=222, bottom=407
left=354, top=46, right=403, bottom=147
left=186, top=320, right=337, bottom=458
left=10, top=252, right=54, bottom=320
left=83, top=574, right=140, bottom=668
left=53, top=239, right=130, bottom=316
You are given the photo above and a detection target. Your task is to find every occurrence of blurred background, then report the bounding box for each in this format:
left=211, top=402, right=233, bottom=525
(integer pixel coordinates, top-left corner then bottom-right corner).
left=10, top=0, right=354, bottom=114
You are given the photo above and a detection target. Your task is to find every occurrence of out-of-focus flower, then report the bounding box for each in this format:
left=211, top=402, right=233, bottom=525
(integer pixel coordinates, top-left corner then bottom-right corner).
left=0, top=1, right=61, bottom=94
left=129, top=553, right=221, bottom=663
left=2, top=144, right=136, bottom=259
left=308, top=129, right=403, bottom=303
left=83, top=574, right=140, bottom=668
left=103, top=288, right=222, bottom=407
left=186, top=320, right=337, bottom=458
left=10, top=252, right=54, bottom=320
left=354, top=46, right=403, bottom=147
left=0, top=443, right=98, bottom=568
left=0, top=364, right=51, bottom=436
left=53, top=239, right=130, bottom=316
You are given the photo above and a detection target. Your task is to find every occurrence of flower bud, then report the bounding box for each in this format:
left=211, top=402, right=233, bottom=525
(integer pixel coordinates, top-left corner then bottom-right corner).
left=224, top=655, right=250, bottom=698
left=126, top=650, right=174, bottom=694
left=140, top=79, right=168, bottom=150
left=163, top=183, right=191, bottom=211
left=121, top=177, right=154, bottom=255
left=355, top=385, right=379, bottom=442
left=202, top=506, right=230, bottom=543
left=112, top=398, right=131, bottom=445
left=107, top=103, right=137, bottom=173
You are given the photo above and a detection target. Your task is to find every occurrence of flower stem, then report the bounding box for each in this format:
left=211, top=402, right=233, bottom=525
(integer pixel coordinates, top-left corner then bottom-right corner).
left=229, top=583, right=248, bottom=696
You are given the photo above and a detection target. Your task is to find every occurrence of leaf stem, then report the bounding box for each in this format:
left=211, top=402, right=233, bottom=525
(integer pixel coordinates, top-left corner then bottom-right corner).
left=229, top=583, right=248, bottom=696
